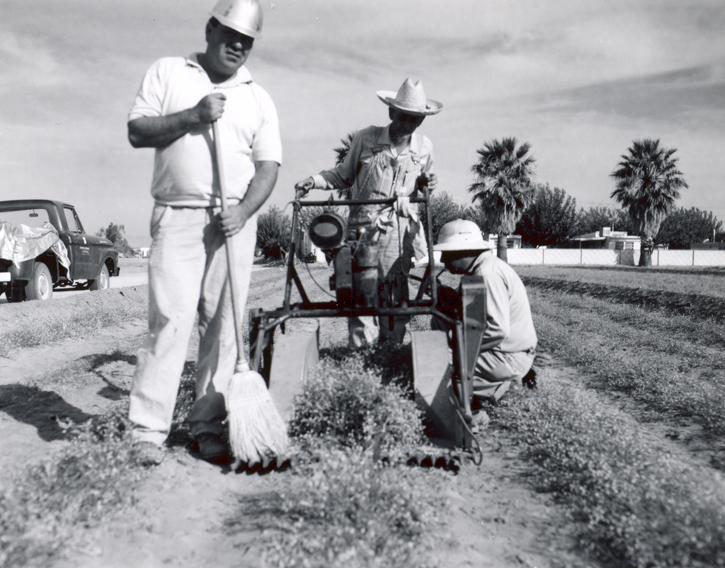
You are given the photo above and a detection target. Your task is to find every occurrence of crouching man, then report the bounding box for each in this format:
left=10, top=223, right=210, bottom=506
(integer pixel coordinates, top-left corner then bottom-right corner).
left=432, top=220, right=538, bottom=403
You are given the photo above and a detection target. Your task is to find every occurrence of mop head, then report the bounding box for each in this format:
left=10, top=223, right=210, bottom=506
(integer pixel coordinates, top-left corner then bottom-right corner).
left=227, top=369, right=289, bottom=465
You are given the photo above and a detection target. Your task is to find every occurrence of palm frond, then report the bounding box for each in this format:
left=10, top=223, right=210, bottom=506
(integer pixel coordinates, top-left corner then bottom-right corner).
left=468, top=137, right=536, bottom=234
left=610, top=139, right=688, bottom=239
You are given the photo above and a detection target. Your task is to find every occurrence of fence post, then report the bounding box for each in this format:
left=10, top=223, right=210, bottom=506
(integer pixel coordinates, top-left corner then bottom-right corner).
left=580, top=248, right=583, bottom=265
left=693, top=250, right=695, bottom=266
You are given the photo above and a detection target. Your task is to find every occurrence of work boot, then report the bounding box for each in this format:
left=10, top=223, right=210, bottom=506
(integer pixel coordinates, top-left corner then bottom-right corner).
left=195, top=432, right=231, bottom=465
left=133, top=441, right=165, bottom=467
left=522, top=367, right=538, bottom=390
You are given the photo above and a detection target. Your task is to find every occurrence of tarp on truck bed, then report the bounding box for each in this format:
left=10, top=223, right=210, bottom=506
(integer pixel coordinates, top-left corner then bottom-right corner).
left=0, top=221, right=71, bottom=270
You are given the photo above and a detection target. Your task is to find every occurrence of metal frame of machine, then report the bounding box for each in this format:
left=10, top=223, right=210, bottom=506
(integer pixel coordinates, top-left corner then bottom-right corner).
left=248, top=188, right=486, bottom=458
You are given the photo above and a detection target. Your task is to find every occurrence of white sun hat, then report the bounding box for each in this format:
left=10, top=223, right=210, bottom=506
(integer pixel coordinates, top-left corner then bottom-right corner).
left=210, top=0, right=263, bottom=39
left=434, top=219, right=493, bottom=252
left=376, top=78, right=443, bottom=116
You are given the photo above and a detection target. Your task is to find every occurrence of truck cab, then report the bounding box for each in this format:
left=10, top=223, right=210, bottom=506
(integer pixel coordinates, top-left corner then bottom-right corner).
left=0, top=200, right=120, bottom=301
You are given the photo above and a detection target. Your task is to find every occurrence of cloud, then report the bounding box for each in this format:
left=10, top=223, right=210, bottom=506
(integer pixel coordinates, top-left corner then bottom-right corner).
left=533, top=65, right=725, bottom=126
left=0, top=33, right=66, bottom=91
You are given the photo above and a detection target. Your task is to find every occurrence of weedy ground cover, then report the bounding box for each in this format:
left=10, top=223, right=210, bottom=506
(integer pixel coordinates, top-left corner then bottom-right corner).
left=0, top=364, right=197, bottom=568
left=0, top=290, right=148, bottom=358
left=230, top=345, right=444, bottom=568
left=492, top=381, right=725, bottom=568
left=515, top=265, right=725, bottom=299
left=527, top=287, right=725, bottom=440
left=0, top=410, right=143, bottom=568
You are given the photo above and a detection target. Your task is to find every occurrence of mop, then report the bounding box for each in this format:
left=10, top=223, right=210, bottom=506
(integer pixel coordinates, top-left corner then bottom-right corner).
left=212, top=120, right=288, bottom=466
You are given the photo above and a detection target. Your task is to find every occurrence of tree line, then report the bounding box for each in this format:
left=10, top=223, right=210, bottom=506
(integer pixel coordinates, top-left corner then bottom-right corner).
left=256, top=135, right=717, bottom=268
left=101, top=136, right=719, bottom=269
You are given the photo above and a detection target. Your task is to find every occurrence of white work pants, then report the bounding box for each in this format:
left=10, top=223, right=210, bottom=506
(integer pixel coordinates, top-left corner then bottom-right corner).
left=347, top=224, right=411, bottom=349
left=430, top=316, right=535, bottom=401
left=129, top=205, right=257, bottom=445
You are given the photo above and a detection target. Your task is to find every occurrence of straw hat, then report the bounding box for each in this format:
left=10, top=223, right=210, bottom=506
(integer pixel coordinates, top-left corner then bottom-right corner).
left=376, top=78, right=443, bottom=116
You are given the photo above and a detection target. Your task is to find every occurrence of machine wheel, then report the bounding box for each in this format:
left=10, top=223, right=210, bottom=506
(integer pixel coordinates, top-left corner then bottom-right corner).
left=89, top=264, right=110, bottom=291
left=25, top=263, right=53, bottom=301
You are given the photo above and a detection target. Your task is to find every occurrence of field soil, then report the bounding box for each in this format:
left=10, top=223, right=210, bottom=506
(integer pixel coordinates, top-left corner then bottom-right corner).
left=2, top=259, right=595, bottom=567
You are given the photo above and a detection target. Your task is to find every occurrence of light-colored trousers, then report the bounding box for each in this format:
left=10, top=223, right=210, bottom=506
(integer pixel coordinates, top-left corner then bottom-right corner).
left=347, top=221, right=411, bottom=348
left=430, top=316, right=535, bottom=401
left=129, top=205, right=257, bottom=445
left=348, top=274, right=410, bottom=347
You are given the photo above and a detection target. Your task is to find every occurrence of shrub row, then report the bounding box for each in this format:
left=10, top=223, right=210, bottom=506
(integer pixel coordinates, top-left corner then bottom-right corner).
left=247, top=346, right=440, bottom=567
left=527, top=288, right=725, bottom=439
left=522, top=276, right=725, bottom=322
left=260, top=447, right=439, bottom=568
left=0, top=287, right=148, bottom=358
left=0, top=362, right=197, bottom=568
left=493, top=383, right=725, bottom=568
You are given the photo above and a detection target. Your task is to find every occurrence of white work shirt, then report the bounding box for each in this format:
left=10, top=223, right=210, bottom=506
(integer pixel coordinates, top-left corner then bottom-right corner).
left=471, top=251, right=538, bottom=354
left=129, top=54, right=282, bottom=207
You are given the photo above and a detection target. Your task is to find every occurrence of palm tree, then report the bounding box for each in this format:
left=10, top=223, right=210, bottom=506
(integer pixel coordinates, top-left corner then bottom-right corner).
left=333, top=132, right=356, bottom=200
left=610, top=139, right=688, bottom=267
left=468, top=137, right=536, bottom=261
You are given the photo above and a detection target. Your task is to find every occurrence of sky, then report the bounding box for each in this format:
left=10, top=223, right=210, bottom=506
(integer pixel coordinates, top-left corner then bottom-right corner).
left=1, top=0, right=724, bottom=247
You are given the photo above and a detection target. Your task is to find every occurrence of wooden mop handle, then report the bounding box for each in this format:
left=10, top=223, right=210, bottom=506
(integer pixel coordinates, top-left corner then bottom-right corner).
left=212, top=120, right=248, bottom=372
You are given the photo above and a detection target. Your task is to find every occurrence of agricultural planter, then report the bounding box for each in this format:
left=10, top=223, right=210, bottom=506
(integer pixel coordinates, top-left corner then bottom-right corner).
left=248, top=189, right=487, bottom=464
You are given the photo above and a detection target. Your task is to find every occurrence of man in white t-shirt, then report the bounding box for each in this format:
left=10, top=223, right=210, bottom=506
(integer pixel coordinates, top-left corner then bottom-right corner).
left=126, top=0, right=282, bottom=465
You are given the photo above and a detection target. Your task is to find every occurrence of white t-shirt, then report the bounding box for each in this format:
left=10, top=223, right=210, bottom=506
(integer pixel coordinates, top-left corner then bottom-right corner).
left=129, top=54, right=282, bottom=207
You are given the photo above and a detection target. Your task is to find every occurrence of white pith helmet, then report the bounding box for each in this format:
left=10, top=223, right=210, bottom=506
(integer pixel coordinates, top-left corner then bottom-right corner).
left=434, top=219, right=493, bottom=252
left=210, top=0, right=263, bottom=39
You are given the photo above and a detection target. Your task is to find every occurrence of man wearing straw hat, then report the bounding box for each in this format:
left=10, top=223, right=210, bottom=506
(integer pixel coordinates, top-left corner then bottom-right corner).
left=295, top=79, right=442, bottom=347
left=126, top=0, right=281, bottom=465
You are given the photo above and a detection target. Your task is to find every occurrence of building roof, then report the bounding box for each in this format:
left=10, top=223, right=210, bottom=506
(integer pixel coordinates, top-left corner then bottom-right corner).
left=571, top=227, right=640, bottom=242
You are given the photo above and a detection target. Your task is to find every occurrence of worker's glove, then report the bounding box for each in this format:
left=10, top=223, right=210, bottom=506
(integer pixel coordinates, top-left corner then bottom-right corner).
left=294, top=177, right=315, bottom=197
left=522, top=367, right=537, bottom=390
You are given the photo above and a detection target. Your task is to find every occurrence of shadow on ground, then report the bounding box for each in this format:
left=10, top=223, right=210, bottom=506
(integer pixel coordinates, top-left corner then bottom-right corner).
left=0, top=383, right=94, bottom=441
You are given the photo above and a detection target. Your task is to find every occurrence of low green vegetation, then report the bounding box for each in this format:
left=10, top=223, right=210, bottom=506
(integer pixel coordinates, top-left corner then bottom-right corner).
left=527, top=287, right=725, bottom=439
left=289, top=346, right=424, bottom=454
left=493, top=381, right=725, bottom=568
left=259, top=447, right=439, bottom=568
left=0, top=289, right=147, bottom=358
left=0, top=410, right=142, bottom=568
left=239, top=346, right=442, bottom=568
left=516, top=265, right=725, bottom=299
left=0, top=364, right=196, bottom=568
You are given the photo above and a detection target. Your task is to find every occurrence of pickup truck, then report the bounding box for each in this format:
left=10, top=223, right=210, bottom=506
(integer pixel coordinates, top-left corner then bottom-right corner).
left=0, top=200, right=120, bottom=302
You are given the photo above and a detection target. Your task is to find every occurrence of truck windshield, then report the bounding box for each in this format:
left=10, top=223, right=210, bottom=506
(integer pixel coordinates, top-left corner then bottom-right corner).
left=0, top=208, right=51, bottom=229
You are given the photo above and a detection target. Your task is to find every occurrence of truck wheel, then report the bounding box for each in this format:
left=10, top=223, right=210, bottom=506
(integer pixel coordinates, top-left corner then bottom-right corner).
left=89, top=264, right=110, bottom=291
left=25, top=262, right=53, bottom=301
